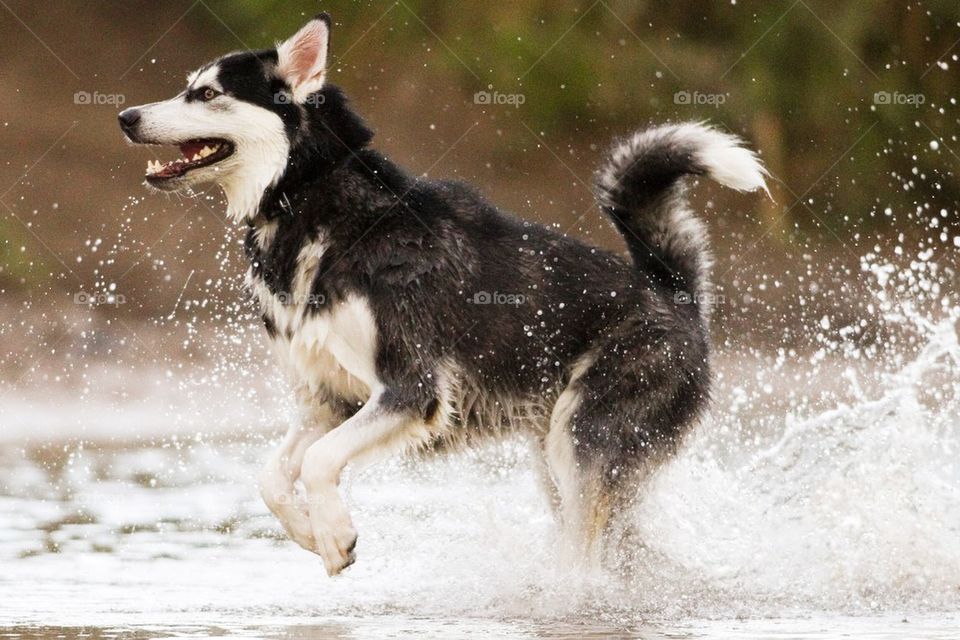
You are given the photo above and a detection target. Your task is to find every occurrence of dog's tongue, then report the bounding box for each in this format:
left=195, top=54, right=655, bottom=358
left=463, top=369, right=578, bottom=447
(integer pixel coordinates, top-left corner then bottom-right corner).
left=179, top=141, right=206, bottom=159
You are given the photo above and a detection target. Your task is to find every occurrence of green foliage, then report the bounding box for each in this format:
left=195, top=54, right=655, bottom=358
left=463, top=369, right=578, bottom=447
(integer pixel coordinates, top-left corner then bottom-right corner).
left=0, top=217, right=43, bottom=287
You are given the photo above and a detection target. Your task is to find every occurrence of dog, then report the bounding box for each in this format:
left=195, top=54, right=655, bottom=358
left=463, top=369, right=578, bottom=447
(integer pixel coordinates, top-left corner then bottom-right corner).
left=119, top=13, right=767, bottom=576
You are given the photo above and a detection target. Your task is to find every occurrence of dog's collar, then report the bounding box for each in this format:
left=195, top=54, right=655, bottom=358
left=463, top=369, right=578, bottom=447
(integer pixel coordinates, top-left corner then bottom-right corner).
left=247, top=192, right=294, bottom=229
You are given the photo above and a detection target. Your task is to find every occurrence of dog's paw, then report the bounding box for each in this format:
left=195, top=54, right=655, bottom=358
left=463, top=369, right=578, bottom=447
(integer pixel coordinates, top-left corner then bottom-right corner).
left=283, top=515, right=318, bottom=553
left=315, top=524, right=358, bottom=576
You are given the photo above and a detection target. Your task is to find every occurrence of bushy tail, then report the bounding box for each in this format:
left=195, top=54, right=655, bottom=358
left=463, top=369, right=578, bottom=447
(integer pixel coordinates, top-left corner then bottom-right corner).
left=596, top=122, right=768, bottom=313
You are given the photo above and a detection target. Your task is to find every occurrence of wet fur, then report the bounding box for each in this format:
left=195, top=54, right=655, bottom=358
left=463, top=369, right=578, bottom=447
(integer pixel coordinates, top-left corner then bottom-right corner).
left=244, top=81, right=718, bottom=459
left=121, top=19, right=767, bottom=571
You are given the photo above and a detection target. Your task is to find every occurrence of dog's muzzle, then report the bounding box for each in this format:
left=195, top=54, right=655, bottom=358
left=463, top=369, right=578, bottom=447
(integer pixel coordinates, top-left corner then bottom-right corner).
left=118, top=108, right=142, bottom=141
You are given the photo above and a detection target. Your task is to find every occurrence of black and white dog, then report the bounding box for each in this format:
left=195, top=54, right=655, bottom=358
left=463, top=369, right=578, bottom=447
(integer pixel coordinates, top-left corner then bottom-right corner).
left=119, top=13, right=767, bottom=575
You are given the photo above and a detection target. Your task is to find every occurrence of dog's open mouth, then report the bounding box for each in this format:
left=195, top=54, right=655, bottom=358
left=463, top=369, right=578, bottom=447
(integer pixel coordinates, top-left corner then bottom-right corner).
left=145, top=139, right=234, bottom=183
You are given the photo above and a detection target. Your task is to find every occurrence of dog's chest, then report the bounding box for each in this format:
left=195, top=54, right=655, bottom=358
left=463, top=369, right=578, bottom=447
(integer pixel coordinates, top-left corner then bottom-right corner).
left=245, top=227, right=379, bottom=400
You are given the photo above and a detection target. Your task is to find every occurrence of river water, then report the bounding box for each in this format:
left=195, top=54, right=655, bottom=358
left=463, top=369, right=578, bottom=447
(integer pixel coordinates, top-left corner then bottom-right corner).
left=1, top=259, right=959, bottom=638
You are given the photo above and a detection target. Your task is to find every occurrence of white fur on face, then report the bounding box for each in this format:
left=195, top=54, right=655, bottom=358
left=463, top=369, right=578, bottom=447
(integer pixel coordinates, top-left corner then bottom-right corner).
left=187, top=65, right=223, bottom=91
left=131, top=63, right=290, bottom=223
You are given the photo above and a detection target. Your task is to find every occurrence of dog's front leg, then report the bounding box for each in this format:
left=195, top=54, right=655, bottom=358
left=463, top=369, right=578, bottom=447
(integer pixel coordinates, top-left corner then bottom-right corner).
left=301, top=389, right=420, bottom=576
left=259, top=398, right=340, bottom=552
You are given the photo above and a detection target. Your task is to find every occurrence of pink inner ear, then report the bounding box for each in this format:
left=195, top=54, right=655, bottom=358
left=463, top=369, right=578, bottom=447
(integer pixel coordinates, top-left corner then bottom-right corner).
left=286, top=39, right=320, bottom=83
left=279, top=22, right=328, bottom=87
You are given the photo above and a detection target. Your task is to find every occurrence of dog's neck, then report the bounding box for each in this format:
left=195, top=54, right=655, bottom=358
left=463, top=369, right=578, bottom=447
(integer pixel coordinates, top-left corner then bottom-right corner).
left=233, top=84, right=375, bottom=226
left=241, top=162, right=315, bottom=230
left=242, top=144, right=357, bottom=230
left=222, top=164, right=289, bottom=224
left=246, top=189, right=295, bottom=230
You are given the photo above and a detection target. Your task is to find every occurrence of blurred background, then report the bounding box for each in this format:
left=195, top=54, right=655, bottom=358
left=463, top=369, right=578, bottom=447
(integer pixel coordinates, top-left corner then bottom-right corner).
left=0, top=0, right=958, bottom=427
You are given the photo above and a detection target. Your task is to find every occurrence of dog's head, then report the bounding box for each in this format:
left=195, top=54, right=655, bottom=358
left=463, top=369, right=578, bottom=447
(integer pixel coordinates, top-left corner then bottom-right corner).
left=119, top=13, right=370, bottom=222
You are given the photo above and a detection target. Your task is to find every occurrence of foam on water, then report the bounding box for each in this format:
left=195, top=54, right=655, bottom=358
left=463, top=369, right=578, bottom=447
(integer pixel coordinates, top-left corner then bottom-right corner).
left=637, top=320, right=960, bottom=616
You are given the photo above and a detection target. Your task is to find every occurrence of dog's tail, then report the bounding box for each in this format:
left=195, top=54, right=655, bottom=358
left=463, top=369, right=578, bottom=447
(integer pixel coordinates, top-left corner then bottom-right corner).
left=596, top=122, right=768, bottom=316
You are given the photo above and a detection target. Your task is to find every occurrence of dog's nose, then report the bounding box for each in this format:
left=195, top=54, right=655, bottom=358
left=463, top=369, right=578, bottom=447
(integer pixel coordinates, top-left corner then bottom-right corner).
left=118, top=108, right=141, bottom=131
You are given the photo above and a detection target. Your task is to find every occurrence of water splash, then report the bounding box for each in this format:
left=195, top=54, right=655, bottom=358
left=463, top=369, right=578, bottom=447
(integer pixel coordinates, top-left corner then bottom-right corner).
left=3, top=237, right=960, bottom=629
left=631, top=255, right=960, bottom=617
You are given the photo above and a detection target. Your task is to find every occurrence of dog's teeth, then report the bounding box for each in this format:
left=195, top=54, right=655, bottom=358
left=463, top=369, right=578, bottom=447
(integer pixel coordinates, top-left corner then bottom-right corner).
left=199, top=146, right=213, bottom=158
left=192, top=153, right=202, bottom=161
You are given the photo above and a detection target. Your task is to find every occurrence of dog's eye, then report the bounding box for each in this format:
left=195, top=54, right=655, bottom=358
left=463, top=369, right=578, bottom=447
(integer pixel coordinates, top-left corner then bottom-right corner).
left=200, top=87, right=219, bottom=102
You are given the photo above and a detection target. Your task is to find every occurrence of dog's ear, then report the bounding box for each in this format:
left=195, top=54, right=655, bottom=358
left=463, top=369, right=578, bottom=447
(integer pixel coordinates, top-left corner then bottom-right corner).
left=276, top=12, right=331, bottom=102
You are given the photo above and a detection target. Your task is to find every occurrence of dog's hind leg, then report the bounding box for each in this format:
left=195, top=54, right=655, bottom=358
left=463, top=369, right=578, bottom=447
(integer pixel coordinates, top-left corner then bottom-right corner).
left=529, top=435, right=561, bottom=520
left=545, top=330, right=709, bottom=570
left=545, top=383, right=615, bottom=569
left=300, top=388, right=433, bottom=576
left=259, top=392, right=343, bottom=552
left=545, top=382, right=662, bottom=572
